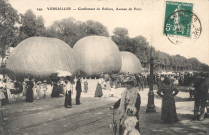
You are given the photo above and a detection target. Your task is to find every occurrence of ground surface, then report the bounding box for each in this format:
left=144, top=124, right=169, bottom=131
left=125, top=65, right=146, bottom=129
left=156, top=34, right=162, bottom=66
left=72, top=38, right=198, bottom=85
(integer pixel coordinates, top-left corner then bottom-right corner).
left=0, top=79, right=209, bottom=135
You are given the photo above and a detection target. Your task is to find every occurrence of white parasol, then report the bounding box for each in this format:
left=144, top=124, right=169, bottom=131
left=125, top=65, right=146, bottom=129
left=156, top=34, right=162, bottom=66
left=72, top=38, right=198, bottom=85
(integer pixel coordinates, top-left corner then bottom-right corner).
left=56, top=70, right=72, bottom=77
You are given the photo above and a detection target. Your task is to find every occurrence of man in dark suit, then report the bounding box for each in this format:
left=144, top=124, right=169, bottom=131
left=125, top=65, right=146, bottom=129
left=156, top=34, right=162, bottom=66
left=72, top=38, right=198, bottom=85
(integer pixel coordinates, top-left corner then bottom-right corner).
left=76, top=77, right=82, bottom=105
left=194, top=75, right=209, bottom=121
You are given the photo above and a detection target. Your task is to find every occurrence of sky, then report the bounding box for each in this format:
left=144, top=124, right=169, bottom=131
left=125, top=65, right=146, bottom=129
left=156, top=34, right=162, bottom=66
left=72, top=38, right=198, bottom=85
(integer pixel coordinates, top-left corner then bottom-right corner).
left=8, top=0, right=209, bottom=65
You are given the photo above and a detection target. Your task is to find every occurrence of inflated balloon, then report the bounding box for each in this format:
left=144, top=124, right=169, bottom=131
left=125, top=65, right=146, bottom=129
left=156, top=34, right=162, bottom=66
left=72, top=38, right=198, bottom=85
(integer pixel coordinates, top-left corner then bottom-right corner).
left=120, top=51, right=142, bottom=74
left=7, top=37, right=78, bottom=81
left=73, top=36, right=122, bottom=76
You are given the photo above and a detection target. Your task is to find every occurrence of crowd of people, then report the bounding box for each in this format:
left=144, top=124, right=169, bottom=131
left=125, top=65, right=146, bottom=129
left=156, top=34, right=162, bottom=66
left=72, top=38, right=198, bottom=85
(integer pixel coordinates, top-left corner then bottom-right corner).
left=107, top=71, right=209, bottom=135
left=0, top=71, right=208, bottom=134
left=0, top=74, right=87, bottom=124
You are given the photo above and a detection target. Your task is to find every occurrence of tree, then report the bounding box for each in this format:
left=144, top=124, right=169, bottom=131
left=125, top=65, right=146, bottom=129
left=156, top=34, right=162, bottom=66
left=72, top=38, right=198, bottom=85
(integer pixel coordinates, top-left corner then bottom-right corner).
left=112, top=28, right=152, bottom=67
left=133, top=36, right=150, bottom=65
left=84, top=20, right=109, bottom=37
left=113, top=27, right=128, bottom=37
left=187, top=58, right=200, bottom=71
left=35, top=16, right=45, bottom=36
left=111, top=27, right=130, bottom=51
left=0, top=0, right=20, bottom=65
left=14, top=10, right=46, bottom=46
left=20, top=9, right=36, bottom=37
left=47, top=18, right=109, bottom=47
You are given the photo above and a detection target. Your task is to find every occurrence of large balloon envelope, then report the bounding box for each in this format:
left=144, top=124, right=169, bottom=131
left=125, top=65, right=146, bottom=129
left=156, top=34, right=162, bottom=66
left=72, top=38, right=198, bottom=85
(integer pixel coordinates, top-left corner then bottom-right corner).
left=120, top=51, right=142, bottom=74
left=73, top=36, right=122, bottom=76
left=7, top=37, right=78, bottom=81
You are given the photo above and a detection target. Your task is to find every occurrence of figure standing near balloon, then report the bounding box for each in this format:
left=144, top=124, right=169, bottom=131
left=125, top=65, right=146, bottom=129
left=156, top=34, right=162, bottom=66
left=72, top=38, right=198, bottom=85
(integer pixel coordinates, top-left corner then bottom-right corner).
left=42, top=80, right=48, bottom=99
left=51, top=81, right=60, bottom=97
left=95, top=75, right=103, bottom=97
left=76, top=77, right=82, bottom=105
left=58, top=78, right=65, bottom=97
left=84, top=80, right=88, bottom=93
left=26, top=77, right=35, bottom=102
left=64, top=79, right=72, bottom=108
left=35, top=81, right=42, bottom=99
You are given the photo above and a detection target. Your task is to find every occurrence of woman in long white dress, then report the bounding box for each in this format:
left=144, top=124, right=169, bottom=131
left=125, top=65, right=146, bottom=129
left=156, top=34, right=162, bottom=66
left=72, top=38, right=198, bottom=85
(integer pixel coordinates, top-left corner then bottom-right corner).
left=35, top=81, right=42, bottom=99
left=5, top=80, right=14, bottom=102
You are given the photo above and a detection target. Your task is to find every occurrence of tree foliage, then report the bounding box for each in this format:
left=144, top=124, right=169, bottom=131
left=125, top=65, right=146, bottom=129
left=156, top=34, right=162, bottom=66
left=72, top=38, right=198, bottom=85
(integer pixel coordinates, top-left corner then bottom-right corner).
left=111, top=28, right=209, bottom=71
left=13, top=10, right=46, bottom=46
left=46, top=18, right=109, bottom=47
left=0, top=0, right=20, bottom=62
left=111, top=28, right=150, bottom=65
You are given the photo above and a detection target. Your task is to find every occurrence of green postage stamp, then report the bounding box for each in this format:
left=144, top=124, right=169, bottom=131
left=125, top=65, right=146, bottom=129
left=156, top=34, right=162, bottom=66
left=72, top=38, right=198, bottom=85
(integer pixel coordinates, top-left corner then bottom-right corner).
left=163, top=1, right=202, bottom=44
left=164, top=1, right=193, bottom=37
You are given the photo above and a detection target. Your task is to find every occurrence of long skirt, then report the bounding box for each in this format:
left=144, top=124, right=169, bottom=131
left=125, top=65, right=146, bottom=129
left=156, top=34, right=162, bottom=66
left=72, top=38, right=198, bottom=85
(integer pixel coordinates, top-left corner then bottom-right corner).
left=23, top=85, right=27, bottom=96
left=95, top=84, right=103, bottom=97
left=64, top=91, right=72, bottom=107
left=106, top=81, right=111, bottom=90
left=59, top=85, right=64, bottom=95
left=110, top=80, right=113, bottom=88
left=0, top=90, right=5, bottom=100
left=26, top=88, right=34, bottom=102
left=36, top=89, right=41, bottom=97
left=76, top=91, right=81, bottom=104
left=161, top=96, right=179, bottom=123
left=84, top=84, right=88, bottom=93
left=51, top=85, right=60, bottom=97
left=114, top=81, right=118, bottom=89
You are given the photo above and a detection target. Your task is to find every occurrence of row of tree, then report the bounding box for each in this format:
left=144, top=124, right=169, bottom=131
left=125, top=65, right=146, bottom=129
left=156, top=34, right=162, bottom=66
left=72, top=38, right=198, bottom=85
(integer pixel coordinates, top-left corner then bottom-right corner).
left=1, top=0, right=209, bottom=72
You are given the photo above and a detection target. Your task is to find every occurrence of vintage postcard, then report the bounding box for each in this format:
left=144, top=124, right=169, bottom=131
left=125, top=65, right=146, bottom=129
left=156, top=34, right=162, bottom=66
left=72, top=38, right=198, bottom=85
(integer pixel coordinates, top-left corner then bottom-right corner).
left=0, top=0, right=209, bottom=135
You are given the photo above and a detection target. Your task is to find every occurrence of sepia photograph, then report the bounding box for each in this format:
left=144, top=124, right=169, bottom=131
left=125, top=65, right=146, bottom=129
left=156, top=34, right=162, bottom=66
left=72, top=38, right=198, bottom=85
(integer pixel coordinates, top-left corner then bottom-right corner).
left=0, top=0, right=209, bottom=134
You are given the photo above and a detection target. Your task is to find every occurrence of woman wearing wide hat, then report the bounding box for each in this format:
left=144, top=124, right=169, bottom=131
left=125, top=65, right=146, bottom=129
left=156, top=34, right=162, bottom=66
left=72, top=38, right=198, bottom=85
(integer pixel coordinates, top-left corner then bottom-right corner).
left=110, top=75, right=141, bottom=134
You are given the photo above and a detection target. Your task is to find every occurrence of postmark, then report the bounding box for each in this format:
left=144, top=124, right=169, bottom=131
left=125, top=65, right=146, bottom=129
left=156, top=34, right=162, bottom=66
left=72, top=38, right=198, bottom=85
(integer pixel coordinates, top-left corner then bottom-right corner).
left=163, top=1, right=202, bottom=45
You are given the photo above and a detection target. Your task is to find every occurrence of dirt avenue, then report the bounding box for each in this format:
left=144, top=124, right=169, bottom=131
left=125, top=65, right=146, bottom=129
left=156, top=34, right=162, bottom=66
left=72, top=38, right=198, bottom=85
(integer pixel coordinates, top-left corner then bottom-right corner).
left=1, top=80, right=208, bottom=135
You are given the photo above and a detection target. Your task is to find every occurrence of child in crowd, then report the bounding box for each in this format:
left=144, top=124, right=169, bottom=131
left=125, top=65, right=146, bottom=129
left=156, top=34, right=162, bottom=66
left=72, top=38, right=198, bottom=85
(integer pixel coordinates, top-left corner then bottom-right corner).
left=35, top=81, right=42, bottom=99
left=124, top=116, right=141, bottom=135
left=84, top=81, right=88, bottom=93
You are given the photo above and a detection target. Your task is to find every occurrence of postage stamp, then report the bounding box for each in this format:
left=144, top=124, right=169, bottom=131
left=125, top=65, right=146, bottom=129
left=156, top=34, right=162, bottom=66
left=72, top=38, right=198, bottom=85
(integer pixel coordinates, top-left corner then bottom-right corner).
left=163, top=1, right=202, bottom=44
